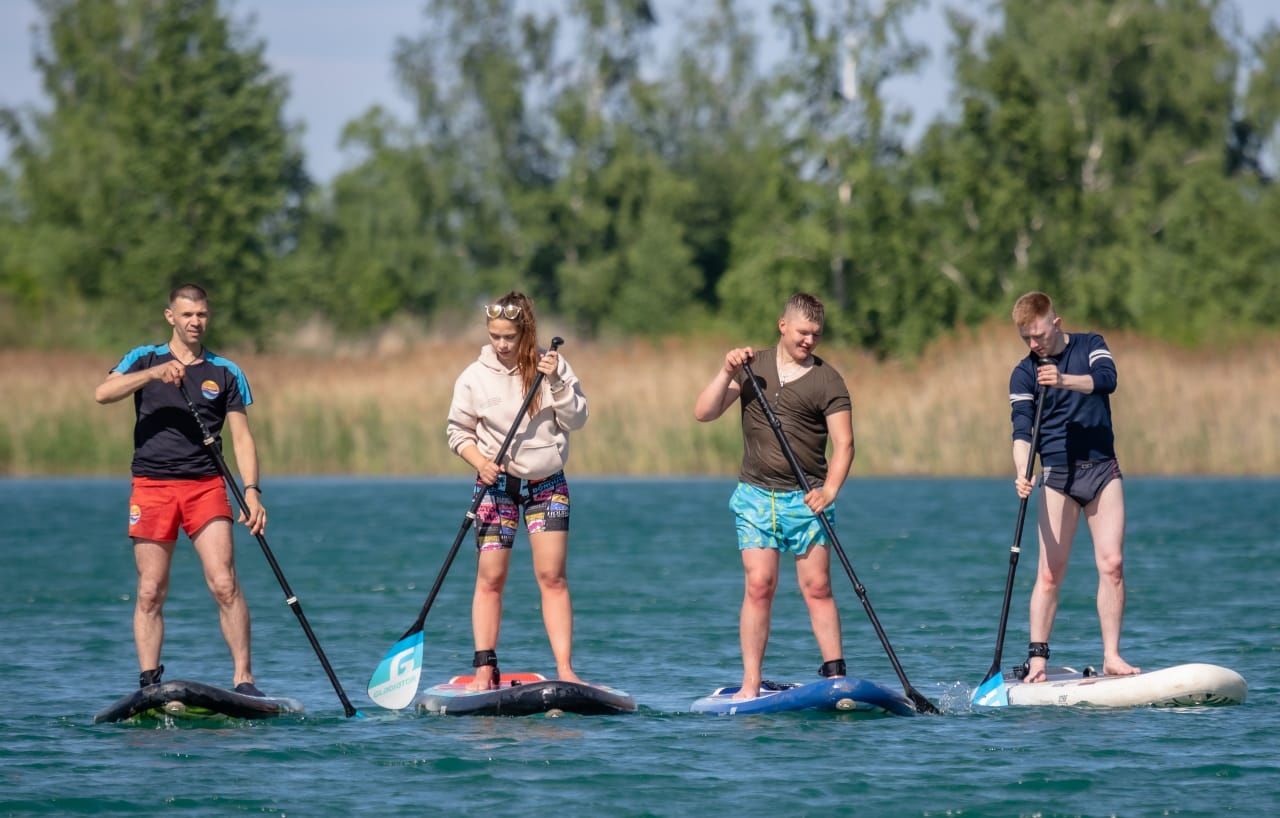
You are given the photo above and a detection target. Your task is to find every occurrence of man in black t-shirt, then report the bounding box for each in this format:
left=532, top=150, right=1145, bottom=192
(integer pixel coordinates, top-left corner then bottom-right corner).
left=694, top=293, right=855, bottom=700
left=95, top=284, right=268, bottom=695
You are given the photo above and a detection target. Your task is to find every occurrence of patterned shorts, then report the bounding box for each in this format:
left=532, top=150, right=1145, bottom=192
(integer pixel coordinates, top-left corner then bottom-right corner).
left=729, top=482, right=834, bottom=556
left=473, top=471, right=570, bottom=551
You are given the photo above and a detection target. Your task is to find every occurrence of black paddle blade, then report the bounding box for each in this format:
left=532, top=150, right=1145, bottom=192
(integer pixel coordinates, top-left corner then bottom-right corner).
left=908, top=688, right=942, bottom=715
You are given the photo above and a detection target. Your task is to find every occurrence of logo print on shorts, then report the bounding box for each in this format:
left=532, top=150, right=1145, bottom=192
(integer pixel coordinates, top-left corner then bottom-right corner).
left=200, top=379, right=220, bottom=400
left=129, top=504, right=142, bottom=526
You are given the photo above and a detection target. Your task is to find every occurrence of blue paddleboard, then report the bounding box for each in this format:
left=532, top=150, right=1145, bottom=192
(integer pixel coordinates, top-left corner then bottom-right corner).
left=690, top=677, right=915, bottom=716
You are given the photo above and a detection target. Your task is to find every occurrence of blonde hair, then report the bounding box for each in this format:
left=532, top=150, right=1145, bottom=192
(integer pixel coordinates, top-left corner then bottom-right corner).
left=782, top=292, right=825, bottom=325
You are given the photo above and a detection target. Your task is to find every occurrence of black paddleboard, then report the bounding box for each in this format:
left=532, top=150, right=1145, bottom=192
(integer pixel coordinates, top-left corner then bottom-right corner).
left=93, top=679, right=305, bottom=723
left=413, top=672, right=637, bottom=716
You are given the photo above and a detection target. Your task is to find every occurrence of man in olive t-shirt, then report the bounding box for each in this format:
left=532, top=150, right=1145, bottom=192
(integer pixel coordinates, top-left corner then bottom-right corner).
left=693, top=293, right=855, bottom=700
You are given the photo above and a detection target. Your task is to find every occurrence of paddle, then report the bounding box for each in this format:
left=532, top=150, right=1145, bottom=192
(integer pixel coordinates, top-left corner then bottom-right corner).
left=367, top=337, right=565, bottom=710
left=973, top=358, right=1049, bottom=702
left=740, top=361, right=940, bottom=715
left=177, top=382, right=361, bottom=719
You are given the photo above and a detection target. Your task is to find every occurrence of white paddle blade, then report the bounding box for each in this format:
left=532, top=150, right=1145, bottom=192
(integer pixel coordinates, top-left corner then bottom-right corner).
left=368, top=632, right=424, bottom=710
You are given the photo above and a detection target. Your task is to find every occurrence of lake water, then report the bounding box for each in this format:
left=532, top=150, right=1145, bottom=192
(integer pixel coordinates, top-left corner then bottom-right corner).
left=1, top=477, right=1276, bottom=816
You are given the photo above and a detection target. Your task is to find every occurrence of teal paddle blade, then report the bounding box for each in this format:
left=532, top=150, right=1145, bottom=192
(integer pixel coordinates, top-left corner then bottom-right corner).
left=368, top=632, right=424, bottom=710
left=971, top=673, right=1010, bottom=707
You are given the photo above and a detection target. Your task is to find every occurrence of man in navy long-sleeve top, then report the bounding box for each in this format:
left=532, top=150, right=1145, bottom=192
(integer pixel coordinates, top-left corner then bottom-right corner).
left=1009, top=291, right=1139, bottom=683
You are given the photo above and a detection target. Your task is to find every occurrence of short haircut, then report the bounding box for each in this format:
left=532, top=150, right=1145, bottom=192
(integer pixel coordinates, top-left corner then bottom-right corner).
left=169, top=283, right=209, bottom=305
left=782, top=292, right=825, bottom=325
left=1012, top=291, right=1053, bottom=327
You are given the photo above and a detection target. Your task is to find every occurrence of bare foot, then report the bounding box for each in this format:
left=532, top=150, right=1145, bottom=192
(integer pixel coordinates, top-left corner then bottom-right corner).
left=557, top=668, right=585, bottom=685
left=466, top=665, right=498, bottom=691
left=1103, top=655, right=1140, bottom=676
left=1024, top=656, right=1048, bottom=683
left=732, top=681, right=760, bottom=700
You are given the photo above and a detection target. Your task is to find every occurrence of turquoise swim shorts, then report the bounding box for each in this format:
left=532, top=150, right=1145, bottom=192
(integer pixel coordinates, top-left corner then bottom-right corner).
left=729, top=482, right=834, bottom=555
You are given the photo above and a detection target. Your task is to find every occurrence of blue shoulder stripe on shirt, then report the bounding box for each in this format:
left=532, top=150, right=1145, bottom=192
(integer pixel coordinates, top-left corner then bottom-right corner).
left=204, top=351, right=253, bottom=406
left=114, top=344, right=169, bottom=373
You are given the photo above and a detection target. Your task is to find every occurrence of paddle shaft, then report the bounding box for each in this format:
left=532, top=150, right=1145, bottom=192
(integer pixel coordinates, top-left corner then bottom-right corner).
left=400, top=337, right=565, bottom=640
left=177, top=382, right=359, bottom=718
left=980, top=359, right=1050, bottom=685
left=740, top=362, right=940, bottom=715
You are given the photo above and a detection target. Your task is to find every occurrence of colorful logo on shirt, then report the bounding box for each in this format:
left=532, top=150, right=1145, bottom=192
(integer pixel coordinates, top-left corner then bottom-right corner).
left=129, top=504, right=142, bottom=526
left=200, top=380, right=220, bottom=400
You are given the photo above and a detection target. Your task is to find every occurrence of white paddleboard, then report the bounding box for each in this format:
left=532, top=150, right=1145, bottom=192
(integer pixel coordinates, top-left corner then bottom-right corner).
left=979, top=662, right=1246, bottom=708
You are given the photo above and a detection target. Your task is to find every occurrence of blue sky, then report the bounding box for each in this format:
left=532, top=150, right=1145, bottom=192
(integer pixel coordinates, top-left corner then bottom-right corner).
left=1, top=0, right=1275, bottom=182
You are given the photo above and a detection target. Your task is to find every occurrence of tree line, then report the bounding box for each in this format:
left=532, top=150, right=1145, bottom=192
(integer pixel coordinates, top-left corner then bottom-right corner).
left=2, top=0, right=1278, bottom=356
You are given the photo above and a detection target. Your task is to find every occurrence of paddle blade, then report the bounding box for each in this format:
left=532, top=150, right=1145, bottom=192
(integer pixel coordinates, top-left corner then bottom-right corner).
left=367, top=632, right=424, bottom=710
left=971, top=672, right=1010, bottom=708
left=908, top=689, right=943, bottom=715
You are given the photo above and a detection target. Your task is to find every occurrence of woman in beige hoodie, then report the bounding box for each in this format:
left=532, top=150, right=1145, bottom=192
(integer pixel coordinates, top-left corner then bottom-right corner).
left=446, top=292, right=589, bottom=691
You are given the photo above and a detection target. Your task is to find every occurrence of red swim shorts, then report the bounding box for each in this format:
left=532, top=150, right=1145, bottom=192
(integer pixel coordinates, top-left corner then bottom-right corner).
left=128, top=475, right=232, bottom=542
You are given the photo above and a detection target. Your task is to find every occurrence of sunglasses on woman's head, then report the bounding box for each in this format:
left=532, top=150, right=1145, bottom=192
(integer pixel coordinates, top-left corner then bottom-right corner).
left=484, top=304, right=522, bottom=320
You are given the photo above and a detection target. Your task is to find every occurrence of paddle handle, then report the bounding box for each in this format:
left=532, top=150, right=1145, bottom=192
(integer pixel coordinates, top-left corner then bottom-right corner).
left=178, top=382, right=360, bottom=718
left=402, top=337, right=565, bottom=638
left=982, top=357, right=1050, bottom=684
left=740, top=361, right=939, bottom=715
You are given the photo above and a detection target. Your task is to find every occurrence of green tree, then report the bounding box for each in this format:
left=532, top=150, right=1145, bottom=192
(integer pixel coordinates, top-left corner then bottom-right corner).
left=909, top=0, right=1280, bottom=343
left=715, top=0, right=928, bottom=351
left=0, top=0, right=305, bottom=347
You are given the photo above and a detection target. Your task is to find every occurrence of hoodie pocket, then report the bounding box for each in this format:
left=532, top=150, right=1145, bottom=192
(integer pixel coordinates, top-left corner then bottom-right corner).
left=508, top=438, right=566, bottom=480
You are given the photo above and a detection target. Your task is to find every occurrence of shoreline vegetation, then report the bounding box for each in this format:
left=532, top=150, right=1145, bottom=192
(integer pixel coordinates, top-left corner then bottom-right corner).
left=3, top=323, right=1277, bottom=477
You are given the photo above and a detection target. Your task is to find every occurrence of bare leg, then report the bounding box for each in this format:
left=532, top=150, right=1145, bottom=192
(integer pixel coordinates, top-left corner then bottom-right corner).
left=1086, top=479, right=1139, bottom=676
left=736, top=548, right=779, bottom=699
left=133, top=539, right=177, bottom=674
left=1027, top=487, right=1079, bottom=683
left=469, top=547, right=510, bottom=690
left=191, top=518, right=254, bottom=686
left=530, top=529, right=582, bottom=683
left=795, top=545, right=842, bottom=669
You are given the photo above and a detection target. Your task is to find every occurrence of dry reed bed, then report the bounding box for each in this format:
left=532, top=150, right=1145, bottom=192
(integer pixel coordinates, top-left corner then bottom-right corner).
left=2, top=327, right=1276, bottom=476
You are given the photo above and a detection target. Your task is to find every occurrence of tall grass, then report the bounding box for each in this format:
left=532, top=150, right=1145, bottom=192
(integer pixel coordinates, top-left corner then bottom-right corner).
left=3, top=325, right=1277, bottom=476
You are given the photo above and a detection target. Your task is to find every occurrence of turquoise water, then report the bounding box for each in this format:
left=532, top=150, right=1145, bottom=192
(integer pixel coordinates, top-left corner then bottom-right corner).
left=2, top=477, right=1276, bottom=816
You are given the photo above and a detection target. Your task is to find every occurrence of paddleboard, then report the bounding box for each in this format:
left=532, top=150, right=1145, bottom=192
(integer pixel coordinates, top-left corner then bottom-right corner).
left=690, top=677, right=916, bottom=717
left=413, top=672, right=637, bottom=716
left=972, top=662, right=1247, bottom=708
left=94, top=679, right=305, bottom=723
